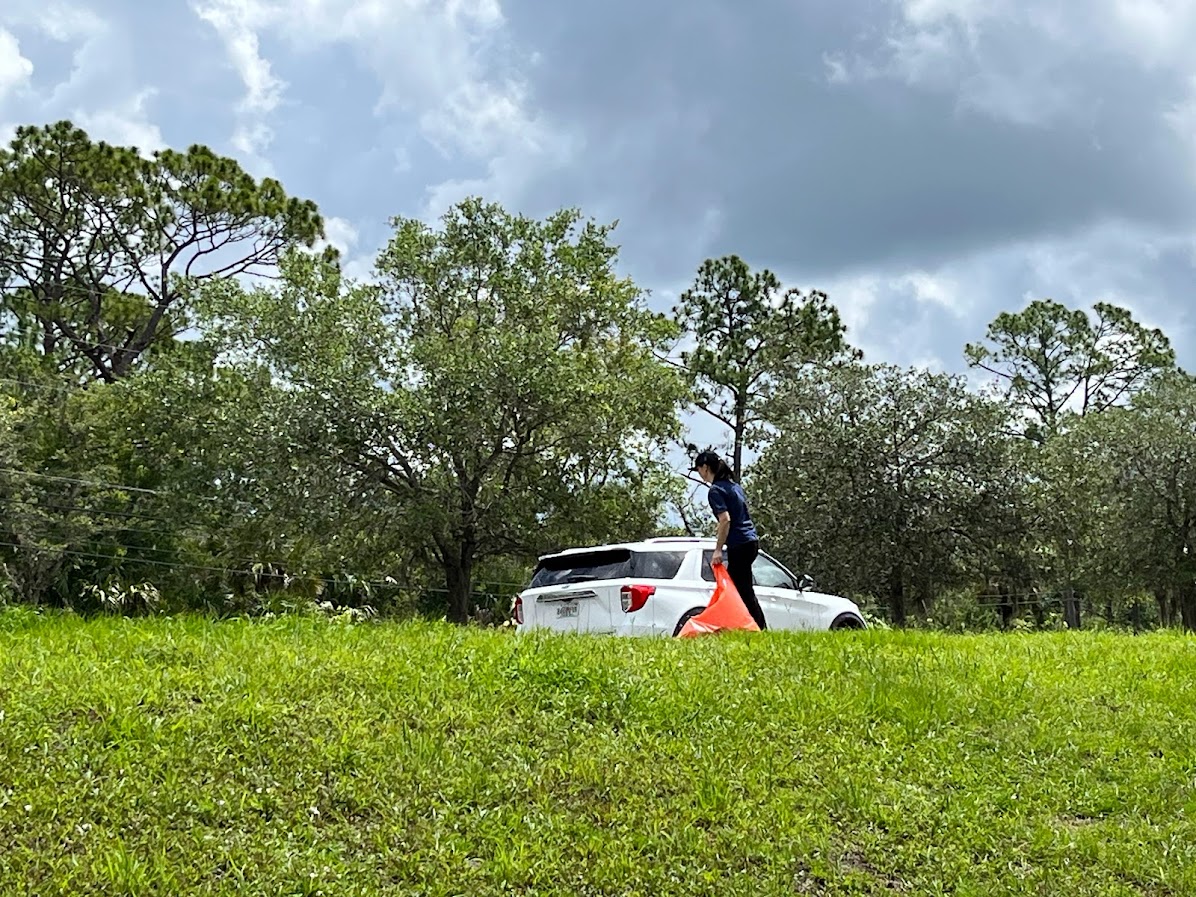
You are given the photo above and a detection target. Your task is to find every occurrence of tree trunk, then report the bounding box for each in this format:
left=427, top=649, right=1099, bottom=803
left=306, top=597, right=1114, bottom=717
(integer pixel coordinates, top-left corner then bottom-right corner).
left=998, top=585, right=1014, bottom=629
left=1179, top=583, right=1196, bottom=632
left=1154, top=587, right=1172, bottom=628
left=888, top=566, right=906, bottom=626
left=441, top=465, right=480, bottom=625
left=443, top=549, right=475, bottom=625
left=1062, top=584, right=1081, bottom=630
left=915, top=573, right=932, bottom=620
left=1129, top=598, right=1143, bottom=633
left=732, top=393, right=747, bottom=481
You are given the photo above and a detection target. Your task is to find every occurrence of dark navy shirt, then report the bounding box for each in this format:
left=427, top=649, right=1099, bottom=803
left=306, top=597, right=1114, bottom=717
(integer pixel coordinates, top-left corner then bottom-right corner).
left=707, top=480, right=759, bottom=547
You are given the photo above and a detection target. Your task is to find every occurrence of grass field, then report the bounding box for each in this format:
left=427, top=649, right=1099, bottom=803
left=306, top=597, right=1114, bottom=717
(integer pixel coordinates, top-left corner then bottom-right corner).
left=2, top=609, right=1195, bottom=896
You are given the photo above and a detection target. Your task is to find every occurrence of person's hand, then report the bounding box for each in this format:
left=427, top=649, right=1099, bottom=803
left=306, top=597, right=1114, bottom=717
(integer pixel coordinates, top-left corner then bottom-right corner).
left=711, top=548, right=724, bottom=567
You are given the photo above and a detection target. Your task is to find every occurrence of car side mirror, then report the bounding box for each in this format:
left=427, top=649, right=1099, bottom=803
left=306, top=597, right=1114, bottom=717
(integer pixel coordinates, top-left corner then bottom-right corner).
left=797, top=574, right=815, bottom=592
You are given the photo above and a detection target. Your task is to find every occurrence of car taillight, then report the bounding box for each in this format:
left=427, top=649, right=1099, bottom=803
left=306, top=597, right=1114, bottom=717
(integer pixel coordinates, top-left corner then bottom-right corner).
left=513, top=594, right=524, bottom=625
left=620, top=584, right=655, bottom=613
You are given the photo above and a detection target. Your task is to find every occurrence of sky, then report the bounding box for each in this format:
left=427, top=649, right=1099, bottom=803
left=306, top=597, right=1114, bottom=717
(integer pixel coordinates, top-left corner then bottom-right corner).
left=3, top=0, right=1196, bottom=429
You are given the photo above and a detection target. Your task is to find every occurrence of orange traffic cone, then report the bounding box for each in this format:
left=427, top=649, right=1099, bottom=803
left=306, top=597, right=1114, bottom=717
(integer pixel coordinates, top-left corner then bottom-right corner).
left=679, top=563, right=760, bottom=637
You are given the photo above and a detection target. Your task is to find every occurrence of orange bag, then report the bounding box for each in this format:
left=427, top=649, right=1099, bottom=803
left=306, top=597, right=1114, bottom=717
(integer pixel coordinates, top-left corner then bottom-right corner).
left=678, top=563, right=760, bottom=637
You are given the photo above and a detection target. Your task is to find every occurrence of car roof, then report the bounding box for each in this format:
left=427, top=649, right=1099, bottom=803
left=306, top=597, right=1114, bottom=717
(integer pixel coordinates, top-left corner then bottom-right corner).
left=538, top=537, right=716, bottom=562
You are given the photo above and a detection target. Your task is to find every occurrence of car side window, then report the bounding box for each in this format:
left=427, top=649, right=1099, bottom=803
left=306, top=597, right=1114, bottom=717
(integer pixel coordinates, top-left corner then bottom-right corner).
left=753, top=555, right=797, bottom=590
left=700, top=550, right=798, bottom=590
left=632, top=551, right=687, bottom=580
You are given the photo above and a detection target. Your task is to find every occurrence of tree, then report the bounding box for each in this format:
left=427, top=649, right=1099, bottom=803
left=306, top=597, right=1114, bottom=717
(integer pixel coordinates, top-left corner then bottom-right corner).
left=965, top=299, right=1174, bottom=443
left=103, top=355, right=421, bottom=614
left=0, top=372, right=151, bottom=607
left=0, top=122, right=323, bottom=609
left=1073, top=373, right=1196, bottom=630
left=206, top=200, right=687, bottom=622
left=751, top=362, right=1021, bottom=625
left=0, top=121, right=324, bottom=384
left=673, top=254, right=851, bottom=478
left=1029, top=426, right=1112, bottom=629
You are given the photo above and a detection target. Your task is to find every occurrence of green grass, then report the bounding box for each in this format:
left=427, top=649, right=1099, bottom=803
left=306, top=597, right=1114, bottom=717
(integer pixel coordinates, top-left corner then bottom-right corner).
left=2, top=611, right=1195, bottom=895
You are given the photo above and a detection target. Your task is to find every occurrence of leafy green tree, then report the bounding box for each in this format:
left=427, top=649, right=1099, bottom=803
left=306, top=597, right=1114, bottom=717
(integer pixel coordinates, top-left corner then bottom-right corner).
left=0, top=122, right=323, bottom=607
left=104, top=356, right=418, bottom=613
left=206, top=200, right=686, bottom=622
left=1071, top=373, right=1196, bottom=630
left=751, top=362, right=1021, bottom=624
left=673, top=254, right=851, bottom=478
left=965, top=299, right=1174, bottom=443
left=0, top=121, right=324, bottom=383
left=0, top=374, right=147, bottom=606
left=1029, top=427, right=1113, bottom=629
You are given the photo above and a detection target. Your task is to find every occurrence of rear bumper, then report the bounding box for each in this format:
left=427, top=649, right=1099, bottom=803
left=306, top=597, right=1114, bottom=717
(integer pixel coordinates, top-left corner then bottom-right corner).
left=516, top=609, right=670, bottom=637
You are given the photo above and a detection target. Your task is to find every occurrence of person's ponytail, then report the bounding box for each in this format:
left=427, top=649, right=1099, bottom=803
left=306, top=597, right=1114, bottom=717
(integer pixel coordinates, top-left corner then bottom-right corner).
left=714, top=459, right=735, bottom=482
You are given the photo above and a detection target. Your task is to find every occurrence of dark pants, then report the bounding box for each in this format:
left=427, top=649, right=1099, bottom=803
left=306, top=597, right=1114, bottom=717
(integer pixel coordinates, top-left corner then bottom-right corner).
left=726, top=540, right=766, bottom=630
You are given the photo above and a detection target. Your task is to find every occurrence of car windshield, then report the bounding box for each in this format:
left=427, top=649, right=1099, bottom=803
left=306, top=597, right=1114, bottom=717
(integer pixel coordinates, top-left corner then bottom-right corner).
left=529, top=549, right=687, bottom=588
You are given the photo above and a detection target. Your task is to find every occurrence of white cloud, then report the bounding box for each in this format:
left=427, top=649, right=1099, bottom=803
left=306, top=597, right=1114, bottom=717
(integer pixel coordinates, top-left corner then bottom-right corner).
left=1106, top=0, right=1196, bottom=67
left=309, top=214, right=377, bottom=282
left=830, top=0, right=1196, bottom=130
left=74, top=89, right=164, bottom=154
left=826, top=275, right=882, bottom=341
left=189, top=0, right=568, bottom=217
left=417, top=123, right=577, bottom=220
left=320, top=215, right=358, bottom=256
left=193, top=0, right=284, bottom=161
left=1, top=3, right=165, bottom=155
left=419, top=78, right=533, bottom=159
left=822, top=53, right=852, bottom=85
left=192, top=0, right=530, bottom=155
left=0, top=27, right=34, bottom=101
left=811, top=216, right=1196, bottom=377
left=0, top=1, right=171, bottom=154
left=1165, top=75, right=1196, bottom=182
left=900, top=270, right=965, bottom=315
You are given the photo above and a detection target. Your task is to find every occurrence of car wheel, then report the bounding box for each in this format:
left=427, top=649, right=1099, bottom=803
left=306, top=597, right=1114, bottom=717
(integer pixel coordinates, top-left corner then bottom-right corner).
left=672, top=608, right=705, bottom=637
left=829, top=613, right=866, bottom=630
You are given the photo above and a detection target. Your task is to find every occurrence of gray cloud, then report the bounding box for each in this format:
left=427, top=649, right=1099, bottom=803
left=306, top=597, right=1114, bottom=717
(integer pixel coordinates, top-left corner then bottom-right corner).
left=451, top=0, right=1196, bottom=377
left=5, top=0, right=1195, bottom=382
left=495, top=1, right=1196, bottom=283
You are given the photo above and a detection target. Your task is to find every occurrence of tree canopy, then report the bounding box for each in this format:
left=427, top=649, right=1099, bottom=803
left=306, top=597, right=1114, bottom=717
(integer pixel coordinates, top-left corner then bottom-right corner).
left=202, top=199, right=686, bottom=621
left=751, top=362, right=1022, bottom=624
left=965, top=299, right=1174, bottom=442
left=0, top=121, right=324, bottom=383
left=3, top=119, right=1195, bottom=631
left=673, top=254, right=850, bottom=477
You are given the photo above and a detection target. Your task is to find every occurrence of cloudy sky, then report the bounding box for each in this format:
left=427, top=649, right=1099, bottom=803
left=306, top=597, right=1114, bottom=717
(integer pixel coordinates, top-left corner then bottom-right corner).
left=3, top=0, right=1195, bottom=381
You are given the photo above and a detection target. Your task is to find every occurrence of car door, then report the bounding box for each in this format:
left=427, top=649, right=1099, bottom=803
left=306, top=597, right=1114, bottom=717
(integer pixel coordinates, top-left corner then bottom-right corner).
left=752, top=553, right=823, bottom=630
left=700, top=549, right=790, bottom=630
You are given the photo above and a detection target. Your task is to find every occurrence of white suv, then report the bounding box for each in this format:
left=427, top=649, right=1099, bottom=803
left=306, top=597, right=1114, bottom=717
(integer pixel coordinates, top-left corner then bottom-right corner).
left=513, top=537, right=866, bottom=636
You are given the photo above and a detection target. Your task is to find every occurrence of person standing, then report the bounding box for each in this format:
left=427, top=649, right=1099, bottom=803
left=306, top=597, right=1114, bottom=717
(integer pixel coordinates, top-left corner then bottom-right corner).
left=691, top=450, right=767, bottom=630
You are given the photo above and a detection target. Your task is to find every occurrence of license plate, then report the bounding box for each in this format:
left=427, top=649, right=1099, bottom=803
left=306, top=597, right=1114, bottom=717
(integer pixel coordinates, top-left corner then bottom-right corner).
left=556, top=603, right=579, bottom=618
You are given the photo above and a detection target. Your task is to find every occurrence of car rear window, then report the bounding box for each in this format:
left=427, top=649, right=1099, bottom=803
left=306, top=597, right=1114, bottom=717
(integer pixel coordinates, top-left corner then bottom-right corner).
left=529, top=549, right=687, bottom=588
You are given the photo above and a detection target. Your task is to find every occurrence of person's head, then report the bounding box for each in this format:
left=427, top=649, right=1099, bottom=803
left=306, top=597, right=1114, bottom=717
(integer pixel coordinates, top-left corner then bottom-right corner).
left=691, top=450, right=735, bottom=483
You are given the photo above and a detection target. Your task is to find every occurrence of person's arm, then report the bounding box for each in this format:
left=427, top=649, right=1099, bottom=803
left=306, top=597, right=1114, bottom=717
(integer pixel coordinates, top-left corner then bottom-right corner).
left=708, top=484, right=730, bottom=566
left=712, top=511, right=730, bottom=566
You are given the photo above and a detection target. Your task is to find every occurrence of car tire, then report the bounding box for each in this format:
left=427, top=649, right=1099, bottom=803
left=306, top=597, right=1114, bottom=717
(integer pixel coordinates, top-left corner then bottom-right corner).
left=672, top=608, right=705, bottom=637
left=829, top=612, right=866, bottom=630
